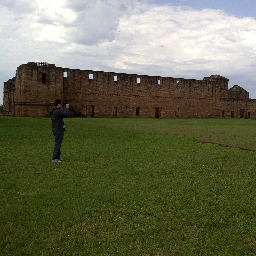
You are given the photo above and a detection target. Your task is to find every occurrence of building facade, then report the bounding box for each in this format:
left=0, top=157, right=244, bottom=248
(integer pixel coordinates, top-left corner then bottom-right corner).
left=3, top=62, right=256, bottom=118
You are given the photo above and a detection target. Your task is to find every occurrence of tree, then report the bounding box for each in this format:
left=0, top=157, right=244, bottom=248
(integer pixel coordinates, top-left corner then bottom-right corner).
left=0, top=104, right=3, bottom=114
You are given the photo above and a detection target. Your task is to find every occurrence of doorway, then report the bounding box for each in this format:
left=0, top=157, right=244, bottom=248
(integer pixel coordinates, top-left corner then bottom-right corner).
left=155, top=108, right=161, bottom=118
left=86, top=105, right=95, bottom=117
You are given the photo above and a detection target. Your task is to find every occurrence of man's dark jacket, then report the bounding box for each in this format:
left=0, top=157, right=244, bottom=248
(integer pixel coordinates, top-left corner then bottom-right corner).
left=49, top=108, right=70, bottom=131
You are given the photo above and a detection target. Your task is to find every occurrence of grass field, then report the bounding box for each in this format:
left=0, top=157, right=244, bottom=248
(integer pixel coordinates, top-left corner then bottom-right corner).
left=0, top=116, right=256, bottom=255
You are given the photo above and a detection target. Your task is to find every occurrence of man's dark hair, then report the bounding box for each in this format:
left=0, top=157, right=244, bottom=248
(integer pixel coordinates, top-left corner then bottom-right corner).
left=54, top=99, right=62, bottom=106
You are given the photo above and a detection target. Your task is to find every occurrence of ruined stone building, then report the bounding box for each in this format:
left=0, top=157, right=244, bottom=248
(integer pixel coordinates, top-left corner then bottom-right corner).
left=3, top=62, right=256, bottom=118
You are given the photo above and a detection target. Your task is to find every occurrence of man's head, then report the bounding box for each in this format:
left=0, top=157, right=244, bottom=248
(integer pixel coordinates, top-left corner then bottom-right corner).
left=54, top=99, right=62, bottom=108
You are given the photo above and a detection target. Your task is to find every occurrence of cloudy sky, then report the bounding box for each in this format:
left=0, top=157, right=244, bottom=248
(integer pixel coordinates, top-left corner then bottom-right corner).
left=1, top=0, right=256, bottom=105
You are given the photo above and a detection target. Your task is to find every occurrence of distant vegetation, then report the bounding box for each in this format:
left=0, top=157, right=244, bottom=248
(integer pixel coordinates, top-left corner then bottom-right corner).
left=0, top=104, right=3, bottom=114
left=1, top=117, right=256, bottom=255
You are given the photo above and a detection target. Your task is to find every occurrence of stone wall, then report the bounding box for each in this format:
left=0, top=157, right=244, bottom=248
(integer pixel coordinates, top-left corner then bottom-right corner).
left=3, top=62, right=255, bottom=118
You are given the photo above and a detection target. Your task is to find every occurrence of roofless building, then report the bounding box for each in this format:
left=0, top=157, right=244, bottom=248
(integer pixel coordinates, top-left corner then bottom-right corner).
left=3, top=62, right=256, bottom=118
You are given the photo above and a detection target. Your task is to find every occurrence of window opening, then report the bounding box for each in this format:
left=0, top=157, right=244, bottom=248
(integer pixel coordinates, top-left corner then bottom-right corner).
left=158, top=80, right=161, bottom=85
left=63, top=72, right=67, bottom=78
left=137, top=78, right=141, bottom=83
left=231, top=111, right=234, bottom=118
left=114, top=76, right=117, bottom=82
left=89, top=74, right=93, bottom=80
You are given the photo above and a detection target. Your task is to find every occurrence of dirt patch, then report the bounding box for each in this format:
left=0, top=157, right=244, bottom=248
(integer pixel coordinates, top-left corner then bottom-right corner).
left=199, top=141, right=256, bottom=152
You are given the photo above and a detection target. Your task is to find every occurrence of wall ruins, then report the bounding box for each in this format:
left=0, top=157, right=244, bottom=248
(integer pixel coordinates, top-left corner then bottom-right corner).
left=3, top=62, right=256, bottom=118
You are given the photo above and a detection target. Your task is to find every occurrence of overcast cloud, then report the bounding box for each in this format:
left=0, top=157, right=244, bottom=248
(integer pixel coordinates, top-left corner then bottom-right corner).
left=1, top=0, right=256, bottom=104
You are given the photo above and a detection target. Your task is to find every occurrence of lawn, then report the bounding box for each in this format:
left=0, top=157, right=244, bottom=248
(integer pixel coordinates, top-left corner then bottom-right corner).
left=0, top=116, right=255, bottom=255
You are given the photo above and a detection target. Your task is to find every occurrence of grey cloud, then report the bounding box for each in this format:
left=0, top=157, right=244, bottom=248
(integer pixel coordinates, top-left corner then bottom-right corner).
left=66, top=0, right=134, bottom=13
left=66, top=0, right=96, bottom=12
left=64, top=0, right=135, bottom=45
left=0, top=0, right=36, bottom=13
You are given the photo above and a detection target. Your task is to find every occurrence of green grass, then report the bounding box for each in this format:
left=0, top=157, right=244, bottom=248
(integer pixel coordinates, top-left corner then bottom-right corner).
left=0, top=116, right=255, bottom=255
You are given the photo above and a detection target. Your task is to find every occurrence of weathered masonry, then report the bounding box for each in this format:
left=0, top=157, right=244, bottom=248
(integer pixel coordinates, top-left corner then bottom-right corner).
left=3, top=62, right=256, bottom=118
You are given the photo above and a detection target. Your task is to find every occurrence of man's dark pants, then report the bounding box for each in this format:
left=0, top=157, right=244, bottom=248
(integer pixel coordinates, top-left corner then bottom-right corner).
left=52, top=130, right=64, bottom=160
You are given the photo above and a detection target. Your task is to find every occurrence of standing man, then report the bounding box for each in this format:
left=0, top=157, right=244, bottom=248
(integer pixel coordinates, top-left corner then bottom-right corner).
left=49, top=99, right=70, bottom=162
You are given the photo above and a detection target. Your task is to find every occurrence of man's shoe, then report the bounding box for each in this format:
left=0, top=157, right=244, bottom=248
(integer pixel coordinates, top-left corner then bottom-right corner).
left=52, top=159, right=62, bottom=163
left=60, top=158, right=64, bottom=161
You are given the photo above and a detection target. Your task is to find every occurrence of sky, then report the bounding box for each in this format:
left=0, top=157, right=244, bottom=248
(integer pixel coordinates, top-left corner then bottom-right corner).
left=1, top=0, right=256, bottom=105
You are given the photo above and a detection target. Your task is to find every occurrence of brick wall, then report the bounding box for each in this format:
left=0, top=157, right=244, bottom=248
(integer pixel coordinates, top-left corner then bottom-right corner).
left=3, top=62, right=255, bottom=118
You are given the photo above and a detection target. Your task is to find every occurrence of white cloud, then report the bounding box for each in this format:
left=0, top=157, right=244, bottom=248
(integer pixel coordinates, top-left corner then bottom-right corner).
left=1, top=0, right=256, bottom=104
left=101, top=4, right=256, bottom=88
